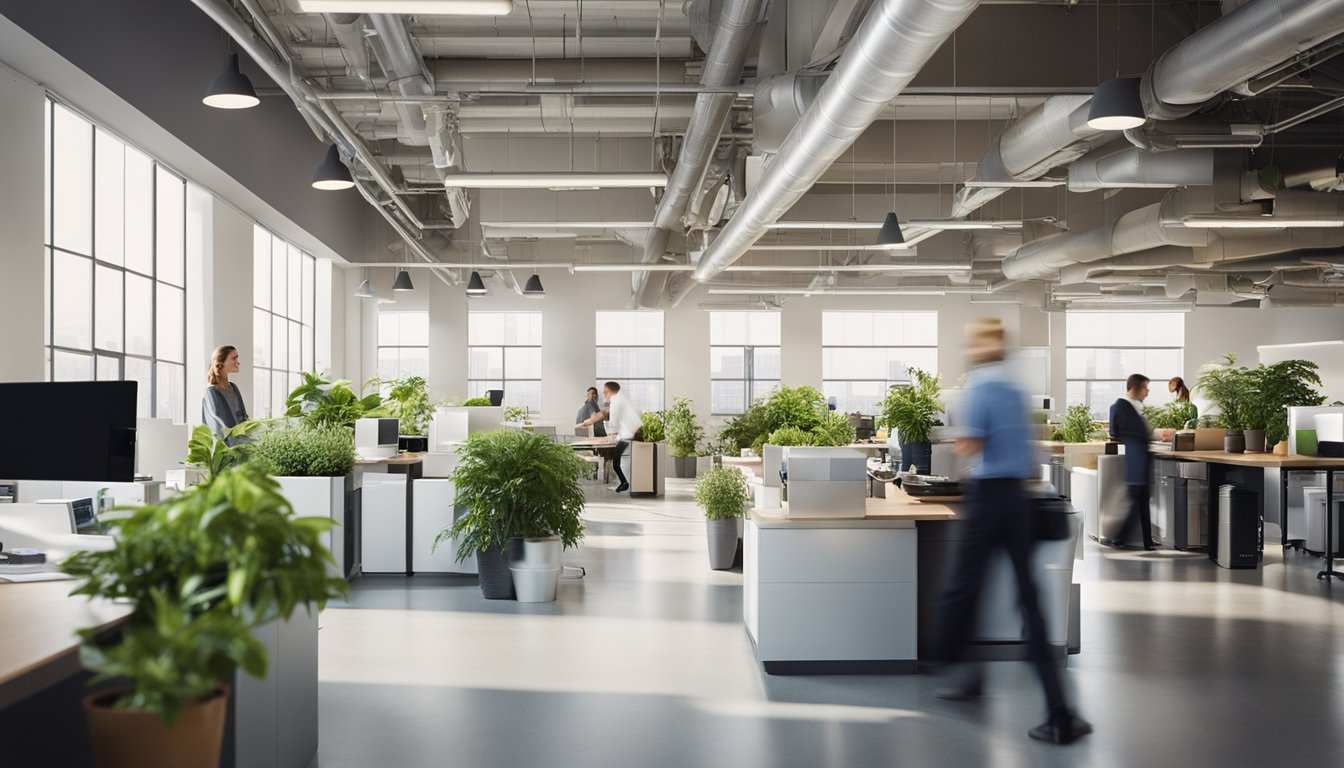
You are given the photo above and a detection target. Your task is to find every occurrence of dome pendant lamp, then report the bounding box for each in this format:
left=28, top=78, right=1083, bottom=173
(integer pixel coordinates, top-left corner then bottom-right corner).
left=312, top=145, right=355, bottom=190
left=522, top=273, right=545, bottom=298
left=202, top=52, right=260, bottom=109
left=1086, top=78, right=1146, bottom=131
left=466, top=270, right=488, bottom=297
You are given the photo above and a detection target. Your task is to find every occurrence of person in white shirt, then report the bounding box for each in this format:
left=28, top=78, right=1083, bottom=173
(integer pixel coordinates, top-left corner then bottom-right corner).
left=576, top=381, right=641, bottom=492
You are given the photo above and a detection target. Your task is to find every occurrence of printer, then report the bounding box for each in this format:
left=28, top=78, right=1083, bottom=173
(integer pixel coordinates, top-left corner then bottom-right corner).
left=780, top=447, right=868, bottom=518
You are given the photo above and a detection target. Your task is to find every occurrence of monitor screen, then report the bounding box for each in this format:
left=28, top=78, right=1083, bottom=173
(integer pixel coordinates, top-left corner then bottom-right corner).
left=0, top=381, right=138, bottom=482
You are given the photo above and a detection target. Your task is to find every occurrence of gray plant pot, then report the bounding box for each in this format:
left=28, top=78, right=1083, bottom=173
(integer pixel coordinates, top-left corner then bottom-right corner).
left=1243, top=429, right=1267, bottom=454
left=1224, top=429, right=1246, bottom=454
left=476, top=547, right=515, bottom=600
left=671, top=455, right=698, bottom=478
left=706, top=518, right=739, bottom=570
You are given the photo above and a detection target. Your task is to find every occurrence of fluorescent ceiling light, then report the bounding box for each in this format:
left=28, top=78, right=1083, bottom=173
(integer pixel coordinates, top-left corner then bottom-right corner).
left=963, top=180, right=1064, bottom=188
left=296, top=0, right=513, bottom=14
left=481, top=221, right=651, bottom=229
left=441, top=172, right=667, bottom=189
left=708, top=288, right=949, bottom=297
left=1179, top=216, right=1344, bottom=228
left=571, top=263, right=969, bottom=273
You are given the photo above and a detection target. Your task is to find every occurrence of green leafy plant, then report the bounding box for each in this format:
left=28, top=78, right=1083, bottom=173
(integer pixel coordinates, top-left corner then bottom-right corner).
left=694, top=466, right=749, bottom=520
left=285, top=372, right=383, bottom=430
left=62, top=462, right=346, bottom=725
left=717, top=400, right=771, bottom=454
left=1146, top=401, right=1199, bottom=431
left=503, top=405, right=530, bottom=423
left=253, top=423, right=355, bottom=477
left=1245, top=359, right=1324, bottom=445
left=186, top=421, right=262, bottom=479
left=877, top=368, right=944, bottom=446
left=639, top=410, right=667, bottom=443
left=812, top=410, right=857, bottom=447
left=765, top=425, right=814, bottom=447
left=761, top=385, right=827, bottom=434
left=375, top=375, right=436, bottom=436
left=1195, top=353, right=1256, bottom=431
left=437, top=430, right=587, bottom=561
left=461, top=396, right=493, bottom=407
left=1054, top=403, right=1103, bottom=443
left=664, top=397, right=703, bottom=458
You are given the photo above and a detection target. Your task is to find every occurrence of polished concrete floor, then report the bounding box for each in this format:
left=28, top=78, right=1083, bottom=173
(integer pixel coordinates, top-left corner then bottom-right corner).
left=315, top=480, right=1344, bottom=768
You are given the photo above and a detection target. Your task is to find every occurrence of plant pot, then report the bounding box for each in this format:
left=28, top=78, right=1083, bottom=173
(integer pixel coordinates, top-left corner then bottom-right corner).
left=670, top=455, right=698, bottom=478
left=510, top=536, right=562, bottom=571
left=899, top=442, right=933, bottom=474
left=1243, top=429, right=1267, bottom=454
left=509, top=566, right=561, bottom=602
left=476, top=546, right=516, bottom=600
left=1224, top=429, right=1246, bottom=454
left=697, top=455, right=714, bottom=475
left=706, top=518, right=738, bottom=570
left=84, top=685, right=229, bottom=768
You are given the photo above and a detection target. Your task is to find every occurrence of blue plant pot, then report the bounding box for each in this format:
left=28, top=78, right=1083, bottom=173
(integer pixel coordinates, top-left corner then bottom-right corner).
left=899, top=442, right=933, bottom=474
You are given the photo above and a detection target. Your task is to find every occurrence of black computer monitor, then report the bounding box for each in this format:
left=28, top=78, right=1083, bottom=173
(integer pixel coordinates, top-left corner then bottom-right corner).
left=0, top=381, right=138, bottom=482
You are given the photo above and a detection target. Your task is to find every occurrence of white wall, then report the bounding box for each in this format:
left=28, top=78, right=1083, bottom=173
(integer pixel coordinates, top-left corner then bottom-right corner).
left=0, top=66, right=47, bottom=382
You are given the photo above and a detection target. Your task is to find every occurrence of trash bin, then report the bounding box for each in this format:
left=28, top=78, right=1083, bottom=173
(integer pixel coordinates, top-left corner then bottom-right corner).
left=1302, top=487, right=1342, bottom=556
left=1215, top=485, right=1259, bottom=569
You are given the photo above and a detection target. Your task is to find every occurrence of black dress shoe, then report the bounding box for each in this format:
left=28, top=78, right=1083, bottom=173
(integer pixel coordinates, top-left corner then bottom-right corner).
left=1144, top=544, right=1158, bottom=551
left=1029, top=712, right=1093, bottom=744
left=614, top=483, right=630, bottom=493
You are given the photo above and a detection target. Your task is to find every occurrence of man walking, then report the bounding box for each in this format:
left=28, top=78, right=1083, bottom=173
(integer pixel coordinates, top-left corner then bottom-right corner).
left=577, top=381, right=642, bottom=493
left=932, top=317, right=1092, bottom=744
left=1108, top=374, right=1156, bottom=551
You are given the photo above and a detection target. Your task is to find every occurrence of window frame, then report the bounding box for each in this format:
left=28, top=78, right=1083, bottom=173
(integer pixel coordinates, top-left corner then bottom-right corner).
left=467, top=310, right=543, bottom=412
left=594, top=310, right=665, bottom=412
left=708, top=311, right=781, bottom=415
left=821, top=311, right=939, bottom=414
left=252, top=225, right=317, bottom=418
left=1065, top=311, right=1186, bottom=418
left=376, top=309, right=430, bottom=385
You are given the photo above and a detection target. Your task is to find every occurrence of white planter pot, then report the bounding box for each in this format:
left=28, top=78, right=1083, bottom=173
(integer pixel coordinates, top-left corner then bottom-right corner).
left=762, top=445, right=784, bottom=488
left=510, top=566, right=561, bottom=602
left=511, top=536, right=563, bottom=571
left=274, top=475, right=347, bottom=578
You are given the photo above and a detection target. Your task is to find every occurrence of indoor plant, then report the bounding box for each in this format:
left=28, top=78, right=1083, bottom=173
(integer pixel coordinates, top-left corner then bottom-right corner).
left=438, top=430, right=587, bottom=601
left=665, top=396, right=704, bottom=478
left=632, top=409, right=669, bottom=497
left=1243, top=359, right=1324, bottom=453
left=62, top=459, right=345, bottom=768
left=461, top=396, right=493, bottom=407
left=717, top=399, right=771, bottom=456
left=285, top=371, right=383, bottom=430
left=878, top=368, right=943, bottom=473
left=253, top=422, right=357, bottom=578
left=694, top=466, right=749, bottom=570
left=1196, top=354, right=1255, bottom=452
left=1053, top=404, right=1104, bottom=443
left=377, top=375, right=437, bottom=449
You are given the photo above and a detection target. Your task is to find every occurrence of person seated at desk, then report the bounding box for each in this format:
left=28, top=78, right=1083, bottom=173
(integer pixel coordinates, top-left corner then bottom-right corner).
left=575, top=387, right=607, bottom=438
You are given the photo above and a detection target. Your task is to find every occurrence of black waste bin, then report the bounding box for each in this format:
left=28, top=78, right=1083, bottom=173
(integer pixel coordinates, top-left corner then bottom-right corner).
left=1215, top=484, right=1258, bottom=569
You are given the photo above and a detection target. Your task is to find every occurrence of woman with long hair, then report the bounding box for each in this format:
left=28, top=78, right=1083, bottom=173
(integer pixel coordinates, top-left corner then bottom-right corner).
left=202, top=345, right=249, bottom=442
left=1169, top=376, right=1191, bottom=402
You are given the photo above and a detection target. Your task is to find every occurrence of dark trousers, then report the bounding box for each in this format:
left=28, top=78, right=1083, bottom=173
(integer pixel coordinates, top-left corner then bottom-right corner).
left=1118, top=484, right=1154, bottom=547
left=934, top=478, right=1068, bottom=715
left=611, top=440, right=630, bottom=485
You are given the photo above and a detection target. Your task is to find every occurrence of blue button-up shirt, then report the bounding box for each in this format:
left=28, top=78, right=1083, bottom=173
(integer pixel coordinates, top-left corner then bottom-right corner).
left=961, top=362, right=1033, bottom=480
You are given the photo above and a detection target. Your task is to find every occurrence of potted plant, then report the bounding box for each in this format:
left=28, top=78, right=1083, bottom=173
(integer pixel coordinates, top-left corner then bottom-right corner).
left=1052, top=404, right=1104, bottom=443
left=377, top=375, right=437, bottom=452
left=695, top=466, right=749, bottom=570
left=460, top=396, right=493, bottom=407
left=878, top=368, right=943, bottom=473
left=627, top=409, right=669, bottom=497
left=718, top=399, right=771, bottom=456
left=253, top=421, right=357, bottom=578
left=665, top=396, right=704, bottom=478
left=1196, top=354, right=1255, bottom=453
left=61, top=460, right=346, bottom=768
left=1243, top=359, right=1324, bottom=453
left=438, top=430, right=586, bottom=601
left=285, top=371, right=383, bottom=430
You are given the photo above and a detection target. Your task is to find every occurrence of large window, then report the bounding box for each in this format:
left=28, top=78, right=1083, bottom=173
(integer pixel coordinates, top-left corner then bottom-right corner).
left=710, top=311, right=781, bottom=414
left=44, top=98, right=190, bottom=422
left=378, top=311, right=429, bottom=382
left=595, top=311, right=664, bottom=411
left=1066, top=311, right=1185, bottom=417
left=822, top=311, right=938, bottom=414
left=252, top=226, right=316, bottom=418
left=468, top=311, right=542, bottom=412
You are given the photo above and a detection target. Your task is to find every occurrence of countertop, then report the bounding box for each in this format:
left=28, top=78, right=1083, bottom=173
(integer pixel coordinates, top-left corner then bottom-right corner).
left=0, top=581, right=130, bottom=710
left=750, top=493, right=958, bottom=528
left=355, top=453, right=425, bottom=466
left=1153, top=449, right=1344, bottom=469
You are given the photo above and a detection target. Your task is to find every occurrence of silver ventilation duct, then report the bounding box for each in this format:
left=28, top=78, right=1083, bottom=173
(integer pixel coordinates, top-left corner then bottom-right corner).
left=634, top=0, right=764, bottom=308
left=693, top=0, right=982, bottom=282
left=1068, top=146, right=1215, bottom=191
left=324, top=13, right=371, bottom=83
left=1141, top=0, right=1344, bottom=121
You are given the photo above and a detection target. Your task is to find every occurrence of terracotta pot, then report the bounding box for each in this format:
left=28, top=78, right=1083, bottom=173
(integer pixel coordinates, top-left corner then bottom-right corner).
left=84, top=685, right=229, bottom=768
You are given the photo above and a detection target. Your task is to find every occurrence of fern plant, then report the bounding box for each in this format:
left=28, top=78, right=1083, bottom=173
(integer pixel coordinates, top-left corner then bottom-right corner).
left=877, top=368, right=943, bottom=446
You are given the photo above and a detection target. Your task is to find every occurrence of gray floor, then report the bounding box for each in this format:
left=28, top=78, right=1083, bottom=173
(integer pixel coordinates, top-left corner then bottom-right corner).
left=316, top=480, right=1344, bottom=768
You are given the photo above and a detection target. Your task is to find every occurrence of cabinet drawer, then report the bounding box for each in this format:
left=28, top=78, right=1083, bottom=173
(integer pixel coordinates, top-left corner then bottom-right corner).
left=756, top=527, right=916, bottom=583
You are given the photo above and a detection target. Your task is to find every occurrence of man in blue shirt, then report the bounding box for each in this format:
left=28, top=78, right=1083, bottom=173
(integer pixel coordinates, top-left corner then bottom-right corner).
left=932, top=318, right=1091, bottom=745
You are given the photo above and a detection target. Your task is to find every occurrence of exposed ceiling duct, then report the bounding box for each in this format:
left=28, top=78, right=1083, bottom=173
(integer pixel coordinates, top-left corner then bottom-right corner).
left=634, top=0, right=763, bottom=309
left=1140, top=0, right=1344, bottom=121
left=1067, top=146, right=1216, bottom=191
left=692, top=0, right=983, bottom=282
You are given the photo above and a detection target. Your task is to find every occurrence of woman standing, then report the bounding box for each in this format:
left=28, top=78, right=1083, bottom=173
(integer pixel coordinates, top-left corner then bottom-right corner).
left=203, top=345, right=249, bottom=443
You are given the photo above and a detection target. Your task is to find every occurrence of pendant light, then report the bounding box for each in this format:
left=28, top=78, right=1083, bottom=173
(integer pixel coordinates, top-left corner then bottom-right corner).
left=1086, top=77, right=1145, bottom=130
left=312, top=145, right=355, bottom=190
left=355, top=278, right=377, bottom=299
left=522, top=273, right=545, bottom=298
left=876, top=119, right=904, bottom=246
left=203, top=52, right=260, bottom=109
left=391, top=269, right=415, bottom=291
left=466, top=270, right=488, bottom=297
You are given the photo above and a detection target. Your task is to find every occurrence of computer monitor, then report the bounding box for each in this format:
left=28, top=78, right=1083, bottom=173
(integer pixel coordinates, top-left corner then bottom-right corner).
left=0, top=381, right=137, bottom=482
left=355, top=417, right=400, bottom=460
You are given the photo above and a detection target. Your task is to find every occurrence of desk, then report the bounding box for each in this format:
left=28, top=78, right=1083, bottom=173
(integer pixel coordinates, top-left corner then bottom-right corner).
left=356, top=455, right=424, bottom=575
left=0, top=581, right=128, bottom=711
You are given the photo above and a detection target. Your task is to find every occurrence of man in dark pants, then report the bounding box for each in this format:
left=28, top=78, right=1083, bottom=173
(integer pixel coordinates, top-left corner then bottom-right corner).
left=932, top=318, right=1091, bottom=745
left=1108, top=374, right=1156, bottom=550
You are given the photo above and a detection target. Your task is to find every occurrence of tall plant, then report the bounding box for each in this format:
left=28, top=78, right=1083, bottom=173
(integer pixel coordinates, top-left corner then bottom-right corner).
left=437, top=430, right=587, bottom=561
left=1246, top=359, right=1324, bottom=445
left=877, top=368, right=943, bottom=446
left=377, top=375, right=437, bottom=436
left=1054, top=404, right=1103, bottom=443
left=694, top=466, right=749, bottom=520
left=664, top=397, right=703, bottom=458
left=1196, top=354, right=1255, bottom=431
left=62, top=462, right=346, bottom=724
left=285, top=372, right=383, bottom=430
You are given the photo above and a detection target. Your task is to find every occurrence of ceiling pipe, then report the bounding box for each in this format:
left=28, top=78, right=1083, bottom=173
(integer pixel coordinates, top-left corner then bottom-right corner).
left=1140, top=0, right=1344, bottom=121
left=634, top=0, right=765, bottom=309
left=323, top=13, right=371, bottom=83
left=1067, top=146, right=1216, bottom=191
left=692, top=0, right=983, bottom=282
